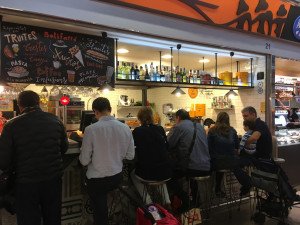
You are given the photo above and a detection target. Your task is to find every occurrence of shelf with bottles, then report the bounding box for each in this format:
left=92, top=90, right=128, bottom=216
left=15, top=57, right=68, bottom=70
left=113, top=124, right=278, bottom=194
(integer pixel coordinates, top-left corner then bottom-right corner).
left=116, top=61, right=253, bottom=88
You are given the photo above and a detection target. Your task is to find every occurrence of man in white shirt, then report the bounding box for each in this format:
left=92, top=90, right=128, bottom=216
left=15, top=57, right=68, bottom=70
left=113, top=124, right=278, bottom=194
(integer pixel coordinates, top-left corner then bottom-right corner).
left=79, top=97, right=134, bottom=225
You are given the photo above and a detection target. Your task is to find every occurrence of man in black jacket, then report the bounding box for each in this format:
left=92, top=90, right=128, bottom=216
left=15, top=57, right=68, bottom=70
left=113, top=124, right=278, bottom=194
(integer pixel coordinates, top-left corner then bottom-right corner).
left=0, top=90, right=68, bottom=225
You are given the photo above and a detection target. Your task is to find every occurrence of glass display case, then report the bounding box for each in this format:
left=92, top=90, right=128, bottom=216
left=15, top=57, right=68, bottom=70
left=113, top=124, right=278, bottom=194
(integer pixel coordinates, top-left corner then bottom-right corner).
left=275, top=128, right=300, bottom=146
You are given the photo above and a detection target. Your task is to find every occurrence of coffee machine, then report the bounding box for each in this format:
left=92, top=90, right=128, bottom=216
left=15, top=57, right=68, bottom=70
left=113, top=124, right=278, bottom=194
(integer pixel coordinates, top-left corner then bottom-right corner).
left=48, top=99, right=85, bottom=131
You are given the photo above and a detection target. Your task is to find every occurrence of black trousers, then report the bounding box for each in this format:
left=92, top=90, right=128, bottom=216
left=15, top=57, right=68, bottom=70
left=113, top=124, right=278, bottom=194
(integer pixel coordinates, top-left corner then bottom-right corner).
left=86, top=173, right=122, bottom=225
left=15, top=177, right=62, bottom=225
left=168, top=169, right=210, bottom=211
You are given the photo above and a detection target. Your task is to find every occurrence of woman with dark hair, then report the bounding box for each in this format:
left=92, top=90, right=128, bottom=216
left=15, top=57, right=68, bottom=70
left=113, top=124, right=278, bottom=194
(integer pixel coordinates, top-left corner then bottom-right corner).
left=208, top=112, right=251, bottom=196
left=130, top=107, right=172, bottom=204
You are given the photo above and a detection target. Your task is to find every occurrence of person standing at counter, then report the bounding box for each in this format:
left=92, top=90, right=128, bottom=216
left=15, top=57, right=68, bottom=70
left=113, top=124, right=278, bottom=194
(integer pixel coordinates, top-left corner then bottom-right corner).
left=167, top=109, right=211, bottom=211
left=130, top=107, right=172, bottom=205
left=79, top=97, right=135, bottom=225
left=0, top=90, right=68, bottom=225
left=241, top=106, right=272, bottom=159
left=275, top=97, right=299, bottom=123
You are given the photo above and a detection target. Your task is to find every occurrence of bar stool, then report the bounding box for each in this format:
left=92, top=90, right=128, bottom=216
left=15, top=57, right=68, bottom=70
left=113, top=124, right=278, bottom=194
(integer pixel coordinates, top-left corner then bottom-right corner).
left=108, top=181, right=132, bottom=225
left=189, top=175, right=212, bottom=220
left=215, top=169, right=235, bottom=218
left=237, top=166, right=255, bottom=214
left=135, top=175, right=171, bottom=205
left=274, top=157, right=285, bottom=165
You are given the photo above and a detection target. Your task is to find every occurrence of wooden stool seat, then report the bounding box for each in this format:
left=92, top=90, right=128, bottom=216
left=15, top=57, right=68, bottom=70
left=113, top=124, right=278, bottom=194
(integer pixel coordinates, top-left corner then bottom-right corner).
left=191, top=175, right=211, bottom=181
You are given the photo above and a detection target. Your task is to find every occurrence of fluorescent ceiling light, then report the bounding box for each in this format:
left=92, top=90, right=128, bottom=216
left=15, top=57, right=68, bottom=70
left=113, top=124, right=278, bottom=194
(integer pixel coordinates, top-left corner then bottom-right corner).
left=162, top=54, right=173, bottom=59
left=199, top=59, right=210, bottom=63
left=117, top=48, right=129, bottom=54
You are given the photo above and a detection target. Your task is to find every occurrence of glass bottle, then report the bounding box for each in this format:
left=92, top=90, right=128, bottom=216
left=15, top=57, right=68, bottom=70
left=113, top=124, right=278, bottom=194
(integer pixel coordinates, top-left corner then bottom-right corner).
left=188, top=69, right=193, bottom=83
left=121, top=62, right=126, bottom=79
left=165, top=66, right=170, bottom=82
left=124, top=62, right=131, bottom=80
left=196, top=70, right=201, bottom=84
left=130, top=63, right=135, bottom=80
left=182, top=67, right=187, bottom=83
left=117, top=61, right=122, bottom=79
left=155, top=66, right=159, bottom=82
left=176, top=66, right=182, bottom=83
left=134, top=65, right=140, bottom=80
left=139, top=66, right=145, bottom=80
left=160, top=66, right=165, bottom=82
left=145, top=64, right=150, bottom=81
left=149, top=62, right=154, bottom=81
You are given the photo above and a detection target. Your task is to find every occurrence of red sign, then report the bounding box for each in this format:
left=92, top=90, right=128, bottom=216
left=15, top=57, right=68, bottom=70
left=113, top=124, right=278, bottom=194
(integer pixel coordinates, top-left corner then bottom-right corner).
left=60, top=96, right=70, bottom=106
left=96, top=0, right=299, bottom=41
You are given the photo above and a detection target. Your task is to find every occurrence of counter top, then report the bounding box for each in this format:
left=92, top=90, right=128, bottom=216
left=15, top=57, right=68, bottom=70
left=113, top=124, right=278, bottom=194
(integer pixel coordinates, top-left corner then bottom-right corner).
left=66, top=138, right=80, bottom=154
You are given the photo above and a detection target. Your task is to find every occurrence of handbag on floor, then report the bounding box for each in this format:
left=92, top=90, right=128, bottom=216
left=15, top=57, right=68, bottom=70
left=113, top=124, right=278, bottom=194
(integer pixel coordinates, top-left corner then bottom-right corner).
left=136, top=203, right=180, bottom=225
left=181, top=208, right=201, bottom=225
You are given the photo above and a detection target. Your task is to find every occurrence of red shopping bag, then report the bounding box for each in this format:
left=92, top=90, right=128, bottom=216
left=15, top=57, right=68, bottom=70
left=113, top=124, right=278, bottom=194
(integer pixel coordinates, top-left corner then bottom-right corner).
left=136, top=204, right=181, bottom=225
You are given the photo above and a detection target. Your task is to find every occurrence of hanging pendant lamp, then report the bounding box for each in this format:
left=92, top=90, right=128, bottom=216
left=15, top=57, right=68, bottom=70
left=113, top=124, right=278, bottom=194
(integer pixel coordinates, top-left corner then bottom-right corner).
left=98, top=82, right=114, bottom=94
left=224, top=52, right=238, bottom=99
left=171, top=86, right=186, bottom=97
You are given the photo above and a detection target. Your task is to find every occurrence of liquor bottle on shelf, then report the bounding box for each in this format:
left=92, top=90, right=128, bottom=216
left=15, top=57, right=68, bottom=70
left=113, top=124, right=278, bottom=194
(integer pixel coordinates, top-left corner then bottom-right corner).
left=124, top=62, right=131, bottom=80
left=155, top=66, right=160, bottom=82
left=188, top=69, right=193, bottom=83
left=196, top=70, right=201, bottom=84
left=182, top=68, right=187, bottom=83
left=134, top=65, right=140, bottom=80
left=176, top=66, right=182, bottom=83
left=149, top=62, right=155, bottom=81
left=117, top=61, right=122, bottom=79
left=160, top=66, right=165, bottom=82
left=121, top=62, right=127, bottom=79
left=165, top=67, right=170, bottom=82
left=145, top=64, right=150, bottom=81
left=130, top=63, right=135, bottom=80
left=140, top=66, right=145, bottom=80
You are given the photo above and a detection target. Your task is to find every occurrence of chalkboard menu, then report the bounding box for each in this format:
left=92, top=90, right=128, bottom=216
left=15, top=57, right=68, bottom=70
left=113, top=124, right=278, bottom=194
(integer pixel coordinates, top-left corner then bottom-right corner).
left=1, top=22, right=115, bottom=87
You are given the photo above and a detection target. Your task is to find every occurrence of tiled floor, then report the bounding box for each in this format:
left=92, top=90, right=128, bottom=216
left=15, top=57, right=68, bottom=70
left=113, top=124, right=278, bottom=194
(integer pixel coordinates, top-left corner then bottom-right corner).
left=1, top=187, right=299, bottom=225
left=203, top=189, right=300, bottom=225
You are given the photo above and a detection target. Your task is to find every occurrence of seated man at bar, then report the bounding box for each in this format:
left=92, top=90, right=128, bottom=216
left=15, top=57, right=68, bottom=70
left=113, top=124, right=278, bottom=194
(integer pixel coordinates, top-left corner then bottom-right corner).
left=0, top=90, right=68, bottom=225
left=167, top=109, right=211, bottom=212
left=79, top=97, right=135, bottom=225
left=241, top=106, right=272, bottom=159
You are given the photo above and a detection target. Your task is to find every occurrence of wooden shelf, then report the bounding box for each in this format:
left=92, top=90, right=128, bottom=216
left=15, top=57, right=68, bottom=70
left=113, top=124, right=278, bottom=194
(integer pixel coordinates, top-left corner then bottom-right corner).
left=115, top=79, right=254, bottom=90
left=117, top=105, right=143, bottom=109
left=211, top=107, right=234, bottom=110
left=275, top=83, right=300, bottom=88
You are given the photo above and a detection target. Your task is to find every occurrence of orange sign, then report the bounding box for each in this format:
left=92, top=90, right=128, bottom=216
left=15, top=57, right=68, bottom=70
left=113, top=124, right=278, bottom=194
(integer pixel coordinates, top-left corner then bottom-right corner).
left=188, top=88, right=198, bottom=99
left=97, top=0, right=294, bottom=39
